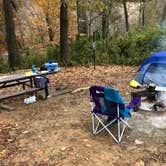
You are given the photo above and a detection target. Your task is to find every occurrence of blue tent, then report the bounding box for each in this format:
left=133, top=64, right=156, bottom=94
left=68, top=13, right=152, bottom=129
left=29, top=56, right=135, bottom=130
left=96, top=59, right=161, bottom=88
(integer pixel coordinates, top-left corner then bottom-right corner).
left=130, top=52, right=166, bottom=88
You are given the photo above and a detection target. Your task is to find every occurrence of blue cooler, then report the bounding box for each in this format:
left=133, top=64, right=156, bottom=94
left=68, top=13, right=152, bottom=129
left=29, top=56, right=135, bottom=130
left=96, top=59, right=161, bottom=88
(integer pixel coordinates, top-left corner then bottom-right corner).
left=45, top=62, right=59, bottom=72
left=40, top=61, right=60, bottom=72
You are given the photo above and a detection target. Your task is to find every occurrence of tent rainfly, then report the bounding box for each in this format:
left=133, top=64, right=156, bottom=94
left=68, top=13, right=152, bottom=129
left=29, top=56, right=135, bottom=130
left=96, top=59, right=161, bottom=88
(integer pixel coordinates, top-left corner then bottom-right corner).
left=130, top=52, right=166, bottom=88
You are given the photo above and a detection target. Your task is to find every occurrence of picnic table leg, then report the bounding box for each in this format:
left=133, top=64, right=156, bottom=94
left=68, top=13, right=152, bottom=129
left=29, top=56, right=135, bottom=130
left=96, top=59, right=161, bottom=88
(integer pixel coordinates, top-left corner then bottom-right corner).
left=23, top=82, right=26, bottom=90
left=30, top=77, right=33, bottom=88
left=44, top=85, right=49, bottom=99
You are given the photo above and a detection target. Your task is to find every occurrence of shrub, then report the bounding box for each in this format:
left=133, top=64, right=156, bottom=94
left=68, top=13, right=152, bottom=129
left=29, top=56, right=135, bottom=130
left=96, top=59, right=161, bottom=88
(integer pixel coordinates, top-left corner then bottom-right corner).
left=107, top=26, right=164, bottom=65
left=2, top=25, right=162, bottom=72
left=19, top=48, right=47, bottom=69
left=65, top=26, right=163, bottom=66
left=68, top=37, right=92, bottom=66
left=46, top=44, right=60, bottom=63
left=0, top=57, right=9, bottom=73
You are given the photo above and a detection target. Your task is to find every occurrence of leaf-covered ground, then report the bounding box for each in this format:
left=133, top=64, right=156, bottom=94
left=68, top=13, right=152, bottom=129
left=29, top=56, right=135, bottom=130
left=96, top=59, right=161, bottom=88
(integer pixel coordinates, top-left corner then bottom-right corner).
left=0, top=65, right=166, bottom=166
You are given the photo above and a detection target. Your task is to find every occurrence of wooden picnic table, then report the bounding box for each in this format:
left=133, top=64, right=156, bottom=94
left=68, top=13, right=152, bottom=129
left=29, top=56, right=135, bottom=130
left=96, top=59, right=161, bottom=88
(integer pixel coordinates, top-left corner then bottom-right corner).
left=0, top=70, right=59, bottom=101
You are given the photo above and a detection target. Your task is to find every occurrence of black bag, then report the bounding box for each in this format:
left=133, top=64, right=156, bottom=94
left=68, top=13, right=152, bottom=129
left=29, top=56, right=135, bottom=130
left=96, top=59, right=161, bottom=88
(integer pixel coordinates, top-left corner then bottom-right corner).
left=40, top=65, right=47, bottom=71
left=34, top=76, right=49, bottom=89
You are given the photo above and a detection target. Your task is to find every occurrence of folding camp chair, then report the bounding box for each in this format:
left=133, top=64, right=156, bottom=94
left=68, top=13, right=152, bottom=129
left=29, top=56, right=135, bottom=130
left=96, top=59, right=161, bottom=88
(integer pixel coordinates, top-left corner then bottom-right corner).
left=89, top=86, right=132, bottom=143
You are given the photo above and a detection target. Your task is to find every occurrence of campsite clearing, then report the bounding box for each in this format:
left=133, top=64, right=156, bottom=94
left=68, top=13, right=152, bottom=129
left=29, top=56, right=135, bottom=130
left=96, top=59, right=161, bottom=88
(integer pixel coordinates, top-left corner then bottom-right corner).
left=0, top=66, right=166, bottom=166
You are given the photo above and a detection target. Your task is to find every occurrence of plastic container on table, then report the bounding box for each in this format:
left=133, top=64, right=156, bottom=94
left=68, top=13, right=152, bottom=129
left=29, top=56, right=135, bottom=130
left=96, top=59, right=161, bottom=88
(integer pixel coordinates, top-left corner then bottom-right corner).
left=44, top=62, right=58, bottom=72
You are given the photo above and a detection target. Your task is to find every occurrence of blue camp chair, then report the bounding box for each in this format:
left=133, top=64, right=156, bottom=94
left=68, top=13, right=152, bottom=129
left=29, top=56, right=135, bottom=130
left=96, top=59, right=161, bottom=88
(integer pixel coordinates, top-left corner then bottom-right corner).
left=89, top=86, right=132, bottom=143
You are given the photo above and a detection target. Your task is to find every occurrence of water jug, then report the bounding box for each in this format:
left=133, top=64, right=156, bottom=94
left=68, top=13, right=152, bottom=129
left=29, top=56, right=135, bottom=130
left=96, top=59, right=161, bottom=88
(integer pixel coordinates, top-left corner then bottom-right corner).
left=32, top=65, right=36, bottom=73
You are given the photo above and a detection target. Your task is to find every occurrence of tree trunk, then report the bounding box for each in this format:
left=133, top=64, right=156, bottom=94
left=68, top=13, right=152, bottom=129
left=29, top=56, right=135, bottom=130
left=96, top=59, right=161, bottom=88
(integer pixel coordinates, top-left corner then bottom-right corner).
left=102, top=10, right=109, bottom=40
left=60, top=1, right=69, bottom=65
left=2, top=0, right=20, bottom=70
left=46, top=13, right=54, bottom=42
left=37, top=27, right=45, bottom=48
left=160, top=0, right=166, bottom=27
left=123, top=0, right=129, bottom=32
left=76, top=0, right=87, bottom=37
left=87, top=11, right=92, bottom=37
left=139, top=0, right=145, bottom=26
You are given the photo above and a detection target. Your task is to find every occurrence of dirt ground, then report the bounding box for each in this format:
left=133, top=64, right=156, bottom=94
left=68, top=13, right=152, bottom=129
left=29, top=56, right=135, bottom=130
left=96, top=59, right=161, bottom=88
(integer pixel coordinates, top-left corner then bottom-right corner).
left=0, top=66, right=166, bottom=166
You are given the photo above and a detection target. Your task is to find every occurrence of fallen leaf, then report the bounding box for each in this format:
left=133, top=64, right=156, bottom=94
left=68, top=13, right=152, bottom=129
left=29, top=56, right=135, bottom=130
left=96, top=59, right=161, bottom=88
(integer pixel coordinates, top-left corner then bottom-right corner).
left=135, top=139, right=144, bottom=145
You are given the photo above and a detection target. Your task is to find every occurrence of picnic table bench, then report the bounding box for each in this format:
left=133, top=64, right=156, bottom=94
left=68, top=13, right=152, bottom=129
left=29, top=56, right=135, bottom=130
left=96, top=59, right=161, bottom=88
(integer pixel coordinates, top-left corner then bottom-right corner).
left=0, top=87, right=42, bottom=100
left=0, top=79, right=31, bottom=89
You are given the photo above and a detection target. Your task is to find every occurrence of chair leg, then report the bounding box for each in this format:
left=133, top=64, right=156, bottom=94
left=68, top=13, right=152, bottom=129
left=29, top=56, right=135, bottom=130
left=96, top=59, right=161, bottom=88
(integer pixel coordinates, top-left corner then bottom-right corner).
left=92, top=113, right=117, bottom=135
left=119, top=122, right=127, bottom=142
left=94, top=121, right=100, bottom=134
left=91, top=112, right=131, bottom=143
left=120, top=118, right=131, bottom=129
left=118, top=118, right=131, bottom=142
left=92, top=113, right=103, bottom=134
left=95, top=118, right=117, bottom=135
left=91, top=113, right=95, bottom=134
left=91, top=113, right=101, bottom=135
left=118, top=119, right=121, bottom=142
left=93, top=114, right=119, bottom=143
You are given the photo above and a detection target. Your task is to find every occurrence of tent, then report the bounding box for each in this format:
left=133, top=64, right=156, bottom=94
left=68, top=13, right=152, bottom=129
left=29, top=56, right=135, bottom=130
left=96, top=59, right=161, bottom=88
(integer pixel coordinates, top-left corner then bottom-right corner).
left=130, top=52, right=166, bottom=88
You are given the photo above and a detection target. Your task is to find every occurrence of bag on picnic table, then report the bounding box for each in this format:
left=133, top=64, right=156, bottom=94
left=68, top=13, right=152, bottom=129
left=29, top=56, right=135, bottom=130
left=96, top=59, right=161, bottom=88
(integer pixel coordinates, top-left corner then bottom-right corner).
left=34, top=76, right=49, bottom=89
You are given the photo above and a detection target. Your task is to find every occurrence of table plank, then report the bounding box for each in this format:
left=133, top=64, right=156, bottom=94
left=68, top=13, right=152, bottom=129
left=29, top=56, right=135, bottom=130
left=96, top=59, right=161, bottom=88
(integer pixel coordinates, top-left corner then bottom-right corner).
left=0, top=71, right=58, bottom=84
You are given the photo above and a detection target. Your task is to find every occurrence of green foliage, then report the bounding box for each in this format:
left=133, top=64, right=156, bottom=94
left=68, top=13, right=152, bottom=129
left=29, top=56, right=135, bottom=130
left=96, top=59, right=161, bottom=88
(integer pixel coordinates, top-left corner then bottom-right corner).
left=107, top=26, right=164, bottom=65
left=19, top=48, right=47, bottom=69
left=65, top=26, right=163, bottom=66
left=44, top=26, right=162, bottom=66
left=18, top=45, right=60, bottom=70
left=0, top=57, right=9, bottom=73
left=94, top=40, right=111, bottom=64
left=46, top=44, right=60, bottom=63
left=0, top=26, right=163, bottom=72
left=68, top=37, right=92, bottom=66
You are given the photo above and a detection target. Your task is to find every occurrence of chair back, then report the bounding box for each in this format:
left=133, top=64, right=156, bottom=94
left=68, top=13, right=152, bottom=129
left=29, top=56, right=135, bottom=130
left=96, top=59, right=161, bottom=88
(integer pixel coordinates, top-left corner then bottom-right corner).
left=89, top=86, right=104, bottom=114
left=89, top=86, right=126, bottom=118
